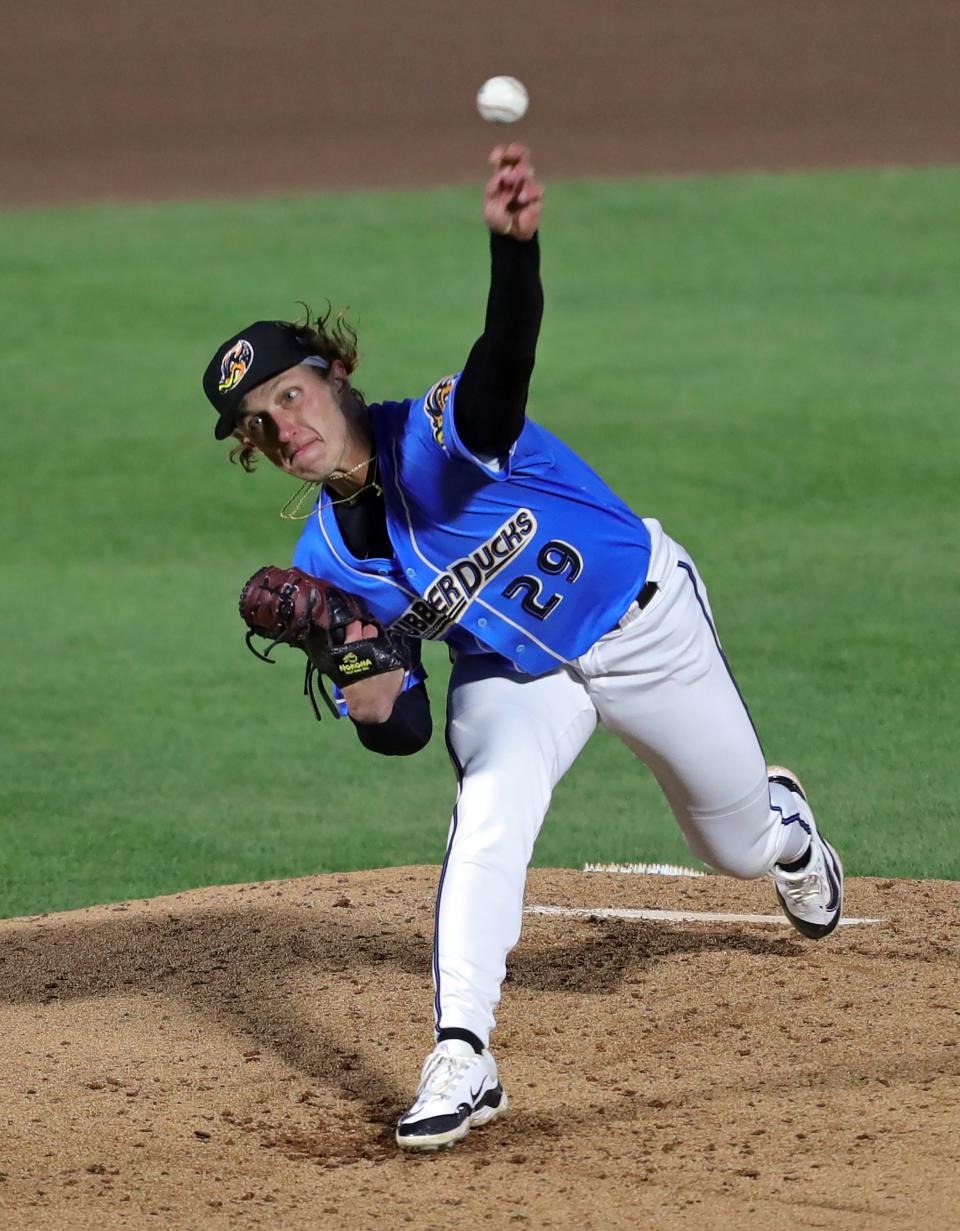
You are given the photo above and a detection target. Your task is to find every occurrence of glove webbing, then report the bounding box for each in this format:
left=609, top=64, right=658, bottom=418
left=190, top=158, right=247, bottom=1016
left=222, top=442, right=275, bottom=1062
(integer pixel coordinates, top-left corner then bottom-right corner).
left=303, top=660, right=341, bottom=721
left=242, top=631, right=341, bottom=721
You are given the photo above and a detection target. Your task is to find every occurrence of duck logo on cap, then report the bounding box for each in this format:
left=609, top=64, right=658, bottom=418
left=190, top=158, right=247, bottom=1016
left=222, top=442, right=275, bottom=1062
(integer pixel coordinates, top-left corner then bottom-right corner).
left=218, top=339, right=254, bottom=394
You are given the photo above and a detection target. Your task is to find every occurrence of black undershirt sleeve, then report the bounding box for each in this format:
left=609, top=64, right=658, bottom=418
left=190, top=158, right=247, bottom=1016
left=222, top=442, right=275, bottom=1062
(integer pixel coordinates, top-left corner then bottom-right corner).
left=326, top=231, right=545, bottom=756
left=453, top=231, right=543, bottom=458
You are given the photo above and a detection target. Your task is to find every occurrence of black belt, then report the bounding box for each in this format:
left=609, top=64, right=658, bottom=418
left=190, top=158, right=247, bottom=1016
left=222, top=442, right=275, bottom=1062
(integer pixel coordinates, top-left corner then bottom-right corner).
left=609, top=580, right=659, bottom=633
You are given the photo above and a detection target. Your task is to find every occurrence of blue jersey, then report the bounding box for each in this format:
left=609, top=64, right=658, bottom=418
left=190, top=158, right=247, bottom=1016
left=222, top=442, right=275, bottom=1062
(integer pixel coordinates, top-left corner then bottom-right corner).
left=293, top=373, right=651, bottom=677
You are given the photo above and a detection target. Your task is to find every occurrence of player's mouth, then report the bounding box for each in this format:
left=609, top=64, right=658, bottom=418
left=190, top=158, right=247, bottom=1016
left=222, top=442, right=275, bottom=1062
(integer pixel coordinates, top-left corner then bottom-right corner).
left=288, top=439, right=323, bottom=468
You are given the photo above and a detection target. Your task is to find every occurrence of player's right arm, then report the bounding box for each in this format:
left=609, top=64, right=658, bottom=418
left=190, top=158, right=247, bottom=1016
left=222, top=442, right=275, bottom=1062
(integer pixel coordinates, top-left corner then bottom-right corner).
left=453, top=145, right=545, bottom=460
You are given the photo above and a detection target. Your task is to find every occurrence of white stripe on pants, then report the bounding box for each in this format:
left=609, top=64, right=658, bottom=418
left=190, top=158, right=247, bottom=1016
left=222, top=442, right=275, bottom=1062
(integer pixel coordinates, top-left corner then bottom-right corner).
left=436, top=520, right=805, bottom=1045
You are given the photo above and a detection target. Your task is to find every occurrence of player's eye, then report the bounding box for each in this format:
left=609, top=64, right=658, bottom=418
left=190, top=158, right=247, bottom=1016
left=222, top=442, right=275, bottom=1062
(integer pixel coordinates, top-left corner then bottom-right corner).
left=283, top=388, right=299, bottom=404
left=244, top=413, right=271, bottom=441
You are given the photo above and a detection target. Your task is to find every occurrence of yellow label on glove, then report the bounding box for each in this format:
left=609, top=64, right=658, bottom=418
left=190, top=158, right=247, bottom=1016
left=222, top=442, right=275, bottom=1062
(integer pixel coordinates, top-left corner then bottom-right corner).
left=340, top=651, right=374, bottom=676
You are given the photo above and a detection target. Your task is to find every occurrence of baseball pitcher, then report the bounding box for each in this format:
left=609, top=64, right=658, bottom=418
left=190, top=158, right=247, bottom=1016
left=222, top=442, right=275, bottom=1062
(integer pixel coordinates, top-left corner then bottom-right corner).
left=202, top=144, right=843, bottom=1152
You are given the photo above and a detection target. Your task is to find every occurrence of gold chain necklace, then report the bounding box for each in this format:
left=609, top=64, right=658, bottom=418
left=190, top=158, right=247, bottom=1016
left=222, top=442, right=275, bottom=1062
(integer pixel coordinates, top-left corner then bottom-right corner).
left=279, top=457, right=381, bottom=521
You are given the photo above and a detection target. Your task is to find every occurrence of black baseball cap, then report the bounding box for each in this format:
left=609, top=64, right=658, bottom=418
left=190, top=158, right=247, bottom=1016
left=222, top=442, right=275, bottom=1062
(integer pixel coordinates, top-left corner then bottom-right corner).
left=202, top=319, right=329, bottom=440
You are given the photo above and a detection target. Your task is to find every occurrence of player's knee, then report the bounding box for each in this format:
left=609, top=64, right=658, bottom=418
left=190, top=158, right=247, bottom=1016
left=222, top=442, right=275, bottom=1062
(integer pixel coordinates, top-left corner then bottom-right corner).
left=702, top=847, right=771, bottom=881
left=686, top=828, right=772, bottom=880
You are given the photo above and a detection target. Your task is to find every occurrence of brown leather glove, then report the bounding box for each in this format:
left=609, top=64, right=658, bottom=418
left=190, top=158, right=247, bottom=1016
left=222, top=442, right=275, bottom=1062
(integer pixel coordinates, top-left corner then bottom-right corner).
left=239, top=565, right=409, bottom=716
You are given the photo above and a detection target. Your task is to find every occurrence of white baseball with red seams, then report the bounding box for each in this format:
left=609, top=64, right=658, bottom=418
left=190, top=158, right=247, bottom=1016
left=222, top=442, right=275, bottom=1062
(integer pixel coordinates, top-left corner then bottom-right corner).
left=476, top=76, right=530, bottom=123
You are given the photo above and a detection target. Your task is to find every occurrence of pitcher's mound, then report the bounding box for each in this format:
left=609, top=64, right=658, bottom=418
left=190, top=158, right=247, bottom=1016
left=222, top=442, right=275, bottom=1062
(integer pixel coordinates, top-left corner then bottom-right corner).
left=1, top=867, right=956, bottom=1230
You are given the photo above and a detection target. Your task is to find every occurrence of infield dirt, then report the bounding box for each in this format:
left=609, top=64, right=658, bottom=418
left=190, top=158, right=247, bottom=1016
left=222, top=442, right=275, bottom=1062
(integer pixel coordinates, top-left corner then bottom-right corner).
left=3, top=1, right=960, bottom=207
left=1, top=869, right=957, bottom=1230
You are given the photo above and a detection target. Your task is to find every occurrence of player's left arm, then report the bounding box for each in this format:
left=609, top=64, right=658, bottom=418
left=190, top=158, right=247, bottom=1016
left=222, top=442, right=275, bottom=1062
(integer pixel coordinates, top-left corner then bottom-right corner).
left=334, top=624, right=433, bottom=755
left=453, top=144, right=544, bottom=459
left=239, top=566, right=430, bottom=755
left=332, top=618, right=405, bottom=723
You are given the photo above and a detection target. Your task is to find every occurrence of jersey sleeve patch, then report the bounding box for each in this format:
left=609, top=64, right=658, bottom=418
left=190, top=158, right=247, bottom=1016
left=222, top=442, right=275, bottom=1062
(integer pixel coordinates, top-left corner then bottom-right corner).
left=422, top=374, right=457, bottom=447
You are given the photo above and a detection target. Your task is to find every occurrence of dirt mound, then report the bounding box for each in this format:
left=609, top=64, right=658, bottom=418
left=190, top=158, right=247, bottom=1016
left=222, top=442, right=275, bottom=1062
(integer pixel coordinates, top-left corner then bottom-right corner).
left=0, top=868, right=956, bottom=1229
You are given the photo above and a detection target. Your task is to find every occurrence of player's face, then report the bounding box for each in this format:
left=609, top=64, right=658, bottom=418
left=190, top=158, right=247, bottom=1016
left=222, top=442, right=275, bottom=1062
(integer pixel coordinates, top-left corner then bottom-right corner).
left=236, top=363, right=352, bottom=482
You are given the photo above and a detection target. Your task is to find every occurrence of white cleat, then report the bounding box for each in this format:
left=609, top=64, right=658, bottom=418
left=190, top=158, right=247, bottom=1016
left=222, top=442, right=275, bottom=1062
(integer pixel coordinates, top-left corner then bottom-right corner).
left=768, top=766, right=844, bottom=940
left=396, top=1039, right=508, bottom=1152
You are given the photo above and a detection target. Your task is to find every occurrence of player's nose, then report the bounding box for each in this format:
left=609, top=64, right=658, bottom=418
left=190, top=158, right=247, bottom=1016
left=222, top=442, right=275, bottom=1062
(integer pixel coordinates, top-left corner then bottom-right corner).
left=273, top=412, right=296, bottom=442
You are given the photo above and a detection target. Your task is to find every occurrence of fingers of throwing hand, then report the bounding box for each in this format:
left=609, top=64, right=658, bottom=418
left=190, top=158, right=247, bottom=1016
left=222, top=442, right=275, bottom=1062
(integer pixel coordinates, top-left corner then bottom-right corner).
left=497, top=163, right=536, bottom=195
left=487, top=165, right=538, bottom=219
left=483, top=146, right=543, bottom=237
left=489, top=142, right=529, bottom=169
left=513, top=178, right=543, bottom=208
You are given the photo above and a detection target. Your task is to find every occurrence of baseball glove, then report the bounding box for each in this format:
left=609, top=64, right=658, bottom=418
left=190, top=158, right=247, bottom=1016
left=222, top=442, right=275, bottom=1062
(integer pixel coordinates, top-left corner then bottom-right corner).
left=238, top=564, right=408, bottom=719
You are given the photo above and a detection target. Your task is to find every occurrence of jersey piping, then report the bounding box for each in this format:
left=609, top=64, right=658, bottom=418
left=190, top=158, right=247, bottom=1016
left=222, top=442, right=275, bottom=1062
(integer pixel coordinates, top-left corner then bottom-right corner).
left=316, top=492, right=420, bottom=602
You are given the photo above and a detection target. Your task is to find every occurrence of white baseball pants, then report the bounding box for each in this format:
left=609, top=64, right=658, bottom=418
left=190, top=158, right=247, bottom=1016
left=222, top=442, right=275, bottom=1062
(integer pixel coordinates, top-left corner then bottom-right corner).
left=434, top=520, right=810, bottom=1045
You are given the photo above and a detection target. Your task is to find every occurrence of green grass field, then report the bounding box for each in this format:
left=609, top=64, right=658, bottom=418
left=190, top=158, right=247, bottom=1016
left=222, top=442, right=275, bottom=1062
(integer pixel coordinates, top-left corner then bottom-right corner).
left=1, top=167, right=957, bottom=918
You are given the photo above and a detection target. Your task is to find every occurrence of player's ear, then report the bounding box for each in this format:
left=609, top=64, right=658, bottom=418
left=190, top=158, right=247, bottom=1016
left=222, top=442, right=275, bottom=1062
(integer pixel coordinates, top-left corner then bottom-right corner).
left=329, top=358, right=349, bottom=386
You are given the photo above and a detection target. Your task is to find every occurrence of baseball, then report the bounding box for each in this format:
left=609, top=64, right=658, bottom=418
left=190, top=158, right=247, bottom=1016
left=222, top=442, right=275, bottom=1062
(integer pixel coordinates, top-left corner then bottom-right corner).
left=476, top=76, right=529, bottom=124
